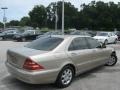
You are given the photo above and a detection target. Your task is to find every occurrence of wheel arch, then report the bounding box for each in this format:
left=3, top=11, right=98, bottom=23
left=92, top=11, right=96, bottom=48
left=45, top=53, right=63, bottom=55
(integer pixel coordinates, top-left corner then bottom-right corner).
left=59, top=62, right=76, bottom=76
left=55, top=62, right=76, bottom=87
left=111, top=51, right=117, bottom=56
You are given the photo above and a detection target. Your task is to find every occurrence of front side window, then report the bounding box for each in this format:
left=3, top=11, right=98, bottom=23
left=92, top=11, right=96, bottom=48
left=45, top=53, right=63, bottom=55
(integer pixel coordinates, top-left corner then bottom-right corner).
left=29, top=31, right=35, bottom=35
left=97, top=32, right=108, bottom=36
left=108, top=33, right=112, bottom=36
left=35, top=30, right=41, bottom=34
left=23, top=31, right=34, bottom=35
left=86, top=37, right=101, bottom=49
left=68, top=37, right=89, bottom=51
left=111, top=33, right=115, bottom=36
left=6, top=31, right=15, bottom=34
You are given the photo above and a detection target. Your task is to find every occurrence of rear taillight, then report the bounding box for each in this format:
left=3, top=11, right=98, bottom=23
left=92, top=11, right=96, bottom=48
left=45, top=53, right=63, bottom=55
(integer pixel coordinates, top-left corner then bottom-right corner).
left=23, top=58, right=44, bottom=70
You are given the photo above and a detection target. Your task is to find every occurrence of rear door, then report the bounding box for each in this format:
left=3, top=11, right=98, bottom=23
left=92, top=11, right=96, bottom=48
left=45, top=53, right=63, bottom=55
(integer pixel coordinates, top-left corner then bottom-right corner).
left=67, top=37, right=99, bottom=73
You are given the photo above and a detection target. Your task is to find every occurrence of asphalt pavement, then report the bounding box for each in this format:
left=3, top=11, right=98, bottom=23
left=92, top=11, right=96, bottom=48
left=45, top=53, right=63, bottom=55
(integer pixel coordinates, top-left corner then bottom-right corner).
left=0, top=41, right=120, bottom=90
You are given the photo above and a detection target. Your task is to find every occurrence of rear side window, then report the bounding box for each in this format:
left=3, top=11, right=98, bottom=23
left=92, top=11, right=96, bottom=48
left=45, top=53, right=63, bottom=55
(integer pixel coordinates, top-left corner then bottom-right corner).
left=86, top=37, right=100, bottom=49
left=25, top=37, right=63, bottom=51
left=68, top=37, right=89, bottom=51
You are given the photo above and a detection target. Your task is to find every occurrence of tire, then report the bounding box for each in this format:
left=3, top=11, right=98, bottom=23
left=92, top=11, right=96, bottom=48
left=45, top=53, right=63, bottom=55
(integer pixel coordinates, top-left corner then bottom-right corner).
left=106, top=55, right=117, bottom=66
left=22, top=38, right=26, bottom=42
left=104, top=39, right=108, bottom=45
left=55, top=65, right=75, bottom=88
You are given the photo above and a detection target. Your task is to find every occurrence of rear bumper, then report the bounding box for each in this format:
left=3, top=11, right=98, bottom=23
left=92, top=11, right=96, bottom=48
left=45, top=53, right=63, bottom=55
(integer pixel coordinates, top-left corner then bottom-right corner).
left=5, top=62, right=59, bottom=84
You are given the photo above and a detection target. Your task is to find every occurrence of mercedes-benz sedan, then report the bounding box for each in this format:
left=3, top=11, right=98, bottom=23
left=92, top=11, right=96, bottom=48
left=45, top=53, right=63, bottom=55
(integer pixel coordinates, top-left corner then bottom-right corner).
left=6, top=35, right=117, bottom=88
left=93, top=32, right=118, bottom=45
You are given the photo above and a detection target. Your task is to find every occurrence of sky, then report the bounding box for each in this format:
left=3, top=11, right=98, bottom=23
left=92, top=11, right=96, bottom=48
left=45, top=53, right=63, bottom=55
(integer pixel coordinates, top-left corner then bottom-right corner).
left=0, top=0, right=120, bottom=22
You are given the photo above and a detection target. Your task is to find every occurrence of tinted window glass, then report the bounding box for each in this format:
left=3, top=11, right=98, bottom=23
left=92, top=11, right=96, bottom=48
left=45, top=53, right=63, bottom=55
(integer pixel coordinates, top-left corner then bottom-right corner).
left=23, top=30, right=34, bottom=35
left=69, top=37, right=88, bottom=51
left=25, top=37, right=63, bottom=51
left=108, top=33, right=112, bottom=36
left=112, top=33, right=115, bottom=36
left=116, top=31, right=120, bottom=35
left=86, top=37, right=100, bottom=49
left=35, top=30, right=41, bottom=34
left=97, top=32, right=108, bottom=36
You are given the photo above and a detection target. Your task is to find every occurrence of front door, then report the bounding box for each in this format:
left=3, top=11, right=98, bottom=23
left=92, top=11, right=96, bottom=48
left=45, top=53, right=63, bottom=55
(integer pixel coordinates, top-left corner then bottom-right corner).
left=67, top=37, right=100, bottom=74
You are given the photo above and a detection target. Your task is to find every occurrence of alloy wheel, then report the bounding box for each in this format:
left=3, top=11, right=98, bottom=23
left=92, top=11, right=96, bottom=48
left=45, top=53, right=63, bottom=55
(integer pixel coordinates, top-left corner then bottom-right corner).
left=61, top=69, right=73, bottom=85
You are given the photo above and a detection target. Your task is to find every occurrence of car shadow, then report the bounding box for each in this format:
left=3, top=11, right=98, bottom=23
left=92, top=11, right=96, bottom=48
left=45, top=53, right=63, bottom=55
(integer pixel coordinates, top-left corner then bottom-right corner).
left=1, top=76, right=57, bottom=90
left=1, top=65, right=120, bottom=90
left=96, top=64, right=120, bottom=73
left=73, top=66, right=104, bottom=82
left=74, top=64, right=120, bottom=82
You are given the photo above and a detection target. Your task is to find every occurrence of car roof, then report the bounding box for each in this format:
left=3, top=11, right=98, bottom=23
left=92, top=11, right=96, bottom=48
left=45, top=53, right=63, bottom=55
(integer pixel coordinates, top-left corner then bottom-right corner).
left=50, top=35, right=90, bottom=39
left=3, top=30, right=18, bottom=32
left=98, top=31, right=114, bottom=33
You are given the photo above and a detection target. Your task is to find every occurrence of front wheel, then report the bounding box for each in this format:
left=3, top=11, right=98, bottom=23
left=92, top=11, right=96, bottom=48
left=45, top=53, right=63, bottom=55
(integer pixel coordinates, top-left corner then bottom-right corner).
left=106, top=55, right=117, bottom=66
left=55, top=66, right=74, bottom=88
left=114, top=39, right=117, bottom=44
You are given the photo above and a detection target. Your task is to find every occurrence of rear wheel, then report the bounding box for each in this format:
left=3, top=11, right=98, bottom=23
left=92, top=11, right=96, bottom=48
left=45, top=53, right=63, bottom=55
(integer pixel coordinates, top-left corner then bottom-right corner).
left=55, top=65, right=74, bottom=88
left=104, top=39, right=108, bottom=45
left=106, top=55, right=117, bottom=66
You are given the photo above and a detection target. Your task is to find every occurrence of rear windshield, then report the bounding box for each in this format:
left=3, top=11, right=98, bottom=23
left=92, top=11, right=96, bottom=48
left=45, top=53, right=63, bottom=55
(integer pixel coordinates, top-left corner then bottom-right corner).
left=25, top=37, right=64, bottom=51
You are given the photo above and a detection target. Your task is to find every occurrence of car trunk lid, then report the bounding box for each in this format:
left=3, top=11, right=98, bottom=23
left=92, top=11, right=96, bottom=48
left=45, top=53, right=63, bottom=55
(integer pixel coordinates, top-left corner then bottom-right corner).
left=7, top=47, right=48, bottom=69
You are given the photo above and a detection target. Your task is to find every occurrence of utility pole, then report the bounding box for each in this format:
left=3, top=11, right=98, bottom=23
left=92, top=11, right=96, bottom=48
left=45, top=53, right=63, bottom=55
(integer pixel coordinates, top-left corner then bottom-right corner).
left=1, top=7, right=8, bottom=31
left=62, top=0, right=64, bottom=35
left=55, top=2, right=58, bottom=31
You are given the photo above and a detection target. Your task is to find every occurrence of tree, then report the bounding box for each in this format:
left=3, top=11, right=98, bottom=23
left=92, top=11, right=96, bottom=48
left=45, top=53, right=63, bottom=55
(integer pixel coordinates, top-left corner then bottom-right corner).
left=7, top=20, right=19, bottom=26
left=46, top=1, right=78, bottom=29
left=78, top=1, right=120, bottom=30
left=46, top=2, right=57, bottom=29
left=29, top=5, right=47, bottom=28
left=0, top=22, right=3, bottom=28
left=19, top=16, right=31, bottom=26
left=17, top=1, right=120, bottom=31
